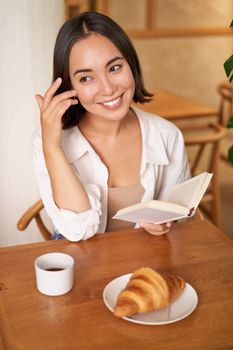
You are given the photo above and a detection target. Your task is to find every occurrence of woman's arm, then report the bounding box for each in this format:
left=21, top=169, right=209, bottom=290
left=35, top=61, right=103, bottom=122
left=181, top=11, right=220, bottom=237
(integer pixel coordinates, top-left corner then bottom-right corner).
left=35, top=77, right=90, bottom=213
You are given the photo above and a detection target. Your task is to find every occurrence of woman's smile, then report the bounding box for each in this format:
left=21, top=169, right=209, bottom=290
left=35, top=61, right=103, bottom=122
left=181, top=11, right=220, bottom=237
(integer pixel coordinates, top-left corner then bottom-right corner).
left=99, top=94, right=122, bottom=109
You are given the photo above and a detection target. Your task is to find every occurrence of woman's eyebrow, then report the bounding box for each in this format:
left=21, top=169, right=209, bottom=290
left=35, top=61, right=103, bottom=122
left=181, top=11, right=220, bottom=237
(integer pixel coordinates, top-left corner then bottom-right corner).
left=73, top=56, right=124, bottom=77
left=73, top=68, right=92, bottom=77
left=106, top=56, right=124, bottom=67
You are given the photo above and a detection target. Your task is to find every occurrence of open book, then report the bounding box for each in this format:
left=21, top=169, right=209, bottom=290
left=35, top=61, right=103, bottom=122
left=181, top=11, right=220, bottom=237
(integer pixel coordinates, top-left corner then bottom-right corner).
left=113, top=172, right=213, bottom=224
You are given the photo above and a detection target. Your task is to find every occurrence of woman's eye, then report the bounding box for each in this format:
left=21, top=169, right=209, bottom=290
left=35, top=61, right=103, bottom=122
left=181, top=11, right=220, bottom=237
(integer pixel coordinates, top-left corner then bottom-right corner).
left=80, top=76, right=92, bottom=83
left=109, top=64, right=121, bottom=73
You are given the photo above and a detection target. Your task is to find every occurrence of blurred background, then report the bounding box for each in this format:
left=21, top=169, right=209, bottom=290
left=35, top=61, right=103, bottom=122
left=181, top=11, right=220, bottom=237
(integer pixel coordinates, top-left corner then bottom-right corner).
left=0, top=0, right=232, bottom=246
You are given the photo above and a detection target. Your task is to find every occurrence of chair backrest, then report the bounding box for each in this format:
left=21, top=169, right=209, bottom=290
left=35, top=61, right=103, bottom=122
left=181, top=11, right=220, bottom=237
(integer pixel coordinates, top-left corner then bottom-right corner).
left=183, top=122, right=226, bottom=227
left=217, top=82, right=233, bottom=126
left=17, top=200, right=51, bottom=240
left=184, top=123, right=226, bottom=174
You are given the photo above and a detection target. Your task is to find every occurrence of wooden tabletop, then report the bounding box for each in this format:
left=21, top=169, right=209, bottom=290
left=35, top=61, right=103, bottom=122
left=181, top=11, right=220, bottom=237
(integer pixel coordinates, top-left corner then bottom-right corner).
left=137, top=90, right=218, bottom=120
left=0, top=219, right=233, bottom=350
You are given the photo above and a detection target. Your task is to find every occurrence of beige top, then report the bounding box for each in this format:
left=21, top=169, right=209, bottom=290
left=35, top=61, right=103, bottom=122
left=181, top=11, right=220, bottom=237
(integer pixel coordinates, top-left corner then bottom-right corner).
left=106, top=184, right=144, bottom=232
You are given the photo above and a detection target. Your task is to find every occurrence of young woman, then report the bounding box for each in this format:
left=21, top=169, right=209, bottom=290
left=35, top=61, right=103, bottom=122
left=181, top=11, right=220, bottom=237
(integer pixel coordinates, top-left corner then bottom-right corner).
left=33, top=11, right=190, bottom=241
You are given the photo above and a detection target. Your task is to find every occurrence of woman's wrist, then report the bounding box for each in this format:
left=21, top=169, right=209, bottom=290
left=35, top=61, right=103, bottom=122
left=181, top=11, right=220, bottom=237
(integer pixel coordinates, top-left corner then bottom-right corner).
left=42, top=143, right=63, bottom=158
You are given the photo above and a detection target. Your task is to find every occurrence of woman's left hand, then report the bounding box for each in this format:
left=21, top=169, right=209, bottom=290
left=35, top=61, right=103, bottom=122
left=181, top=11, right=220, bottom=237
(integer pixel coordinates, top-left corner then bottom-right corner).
left=139, top=222, right=172, bottom=236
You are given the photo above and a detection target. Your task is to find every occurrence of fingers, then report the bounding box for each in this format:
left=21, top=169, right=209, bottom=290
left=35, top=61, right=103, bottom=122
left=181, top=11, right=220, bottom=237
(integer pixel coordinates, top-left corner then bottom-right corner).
left=140, top=222, right=172, bottom=236
left=35, top=94, right=44, bottom=109
left=45, top=89, right=78, bottom=115
left=35, top=78, right=78, bottom=123
left=36, top=77, right=78, bottom=112
left=49, top=97, right=78, bottom=122
left=34, top=78, right=79, bottom=150
left=43, top=77, right=62, bottom=108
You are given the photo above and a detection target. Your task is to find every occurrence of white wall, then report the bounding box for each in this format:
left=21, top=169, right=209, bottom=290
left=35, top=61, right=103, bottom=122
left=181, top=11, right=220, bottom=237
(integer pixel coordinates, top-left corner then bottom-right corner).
left=0, top=0, right=64, bottom=246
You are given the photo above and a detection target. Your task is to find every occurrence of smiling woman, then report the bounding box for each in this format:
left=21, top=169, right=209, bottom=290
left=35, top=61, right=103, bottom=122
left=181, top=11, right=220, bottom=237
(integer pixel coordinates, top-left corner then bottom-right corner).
left=33, top=11, right=191, bottom=242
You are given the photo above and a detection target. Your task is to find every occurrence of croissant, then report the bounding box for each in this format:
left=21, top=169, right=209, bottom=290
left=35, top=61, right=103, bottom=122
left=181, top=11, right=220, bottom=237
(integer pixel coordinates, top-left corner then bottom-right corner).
left=113, top=267, right=185, bottom=318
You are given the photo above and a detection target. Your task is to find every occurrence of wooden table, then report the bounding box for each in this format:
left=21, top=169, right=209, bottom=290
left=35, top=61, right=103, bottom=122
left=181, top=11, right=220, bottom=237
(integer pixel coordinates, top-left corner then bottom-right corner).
left=0, top=219, right=233, bottom=350
left=138, top=90, right=218, bottom=120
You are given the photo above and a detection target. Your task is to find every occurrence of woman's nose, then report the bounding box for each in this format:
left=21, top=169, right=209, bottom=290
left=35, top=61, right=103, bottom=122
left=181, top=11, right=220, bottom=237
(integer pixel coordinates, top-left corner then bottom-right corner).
left=99, top=76, right=115, bottom=96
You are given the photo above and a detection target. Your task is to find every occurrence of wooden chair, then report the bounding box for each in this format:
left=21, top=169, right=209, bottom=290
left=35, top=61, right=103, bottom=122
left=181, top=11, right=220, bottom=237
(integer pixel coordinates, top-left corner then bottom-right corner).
left=218, top=82, right=233, bottom=125
left=193, top=208, right=204, bottom=221
left=217, top=82, right=233, bottom=163
left=183, top=122, right=226, bottom=227
left=17, top=199, right=51, bottom=240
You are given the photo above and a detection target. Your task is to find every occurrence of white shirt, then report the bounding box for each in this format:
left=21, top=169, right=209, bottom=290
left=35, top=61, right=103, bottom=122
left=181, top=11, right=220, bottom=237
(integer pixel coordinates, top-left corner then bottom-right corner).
left=32, top=107, right=191, bottom=241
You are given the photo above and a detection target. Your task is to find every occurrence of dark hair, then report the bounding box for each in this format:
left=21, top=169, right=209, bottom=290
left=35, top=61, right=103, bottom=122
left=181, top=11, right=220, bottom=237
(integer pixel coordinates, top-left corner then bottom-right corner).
left=53, top=11, right=153, bottom=129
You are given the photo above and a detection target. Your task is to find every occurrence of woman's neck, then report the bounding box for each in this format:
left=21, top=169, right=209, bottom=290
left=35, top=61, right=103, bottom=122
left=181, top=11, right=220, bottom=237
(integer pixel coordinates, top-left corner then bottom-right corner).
left=78, top=109, right=135, bottom=140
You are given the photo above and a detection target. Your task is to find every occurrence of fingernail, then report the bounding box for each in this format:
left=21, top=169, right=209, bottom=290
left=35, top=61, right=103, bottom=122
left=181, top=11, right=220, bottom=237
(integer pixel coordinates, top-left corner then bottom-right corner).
left=166, top=222, right=171, bottom=228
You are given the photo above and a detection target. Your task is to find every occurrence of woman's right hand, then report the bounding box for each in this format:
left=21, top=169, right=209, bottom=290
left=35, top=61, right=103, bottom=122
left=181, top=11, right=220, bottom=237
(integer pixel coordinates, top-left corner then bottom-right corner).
left=35, top=77, right=78, bottom=152
left=139, top=221, right=172, bottom=236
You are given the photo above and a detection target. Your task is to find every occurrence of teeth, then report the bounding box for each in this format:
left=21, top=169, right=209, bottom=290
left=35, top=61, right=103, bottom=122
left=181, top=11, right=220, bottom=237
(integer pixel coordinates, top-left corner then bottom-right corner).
left=102, top=97, right=120, bottom=107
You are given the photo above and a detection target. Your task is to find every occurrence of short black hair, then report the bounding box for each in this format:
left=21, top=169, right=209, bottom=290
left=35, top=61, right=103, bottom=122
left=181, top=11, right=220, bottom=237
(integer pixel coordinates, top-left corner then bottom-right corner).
left=53, top=11, right=153, bottom=129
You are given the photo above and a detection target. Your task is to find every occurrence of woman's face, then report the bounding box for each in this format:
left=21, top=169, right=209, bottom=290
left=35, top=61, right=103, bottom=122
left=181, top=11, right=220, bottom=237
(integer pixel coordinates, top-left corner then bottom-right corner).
left=69, top=33, right=135, bottom=122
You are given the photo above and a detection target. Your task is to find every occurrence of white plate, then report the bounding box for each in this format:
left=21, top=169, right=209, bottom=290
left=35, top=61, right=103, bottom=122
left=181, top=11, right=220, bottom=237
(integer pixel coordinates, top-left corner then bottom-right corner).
left=103, top=273, right=198, bottom=325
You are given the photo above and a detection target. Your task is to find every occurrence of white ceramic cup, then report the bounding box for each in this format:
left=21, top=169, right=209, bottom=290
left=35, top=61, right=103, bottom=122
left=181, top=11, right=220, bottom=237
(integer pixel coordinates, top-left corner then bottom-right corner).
left=34, top=252, right=74, bottom=296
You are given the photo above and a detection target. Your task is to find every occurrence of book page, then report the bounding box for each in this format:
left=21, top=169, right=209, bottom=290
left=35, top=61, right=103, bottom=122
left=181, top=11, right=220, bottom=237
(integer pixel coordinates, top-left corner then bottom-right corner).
left=191, top=173, right=213, bottom=207
left=164, top=172, right=212, bottom=208
left=113, top=206, right=190, bottom=224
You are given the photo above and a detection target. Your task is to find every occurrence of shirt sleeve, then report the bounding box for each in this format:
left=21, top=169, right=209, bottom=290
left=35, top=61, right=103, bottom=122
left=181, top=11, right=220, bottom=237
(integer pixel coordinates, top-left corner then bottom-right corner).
left=32, top=129, right=102, bottom=242
left=157, top=127, right=191, bottom=200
